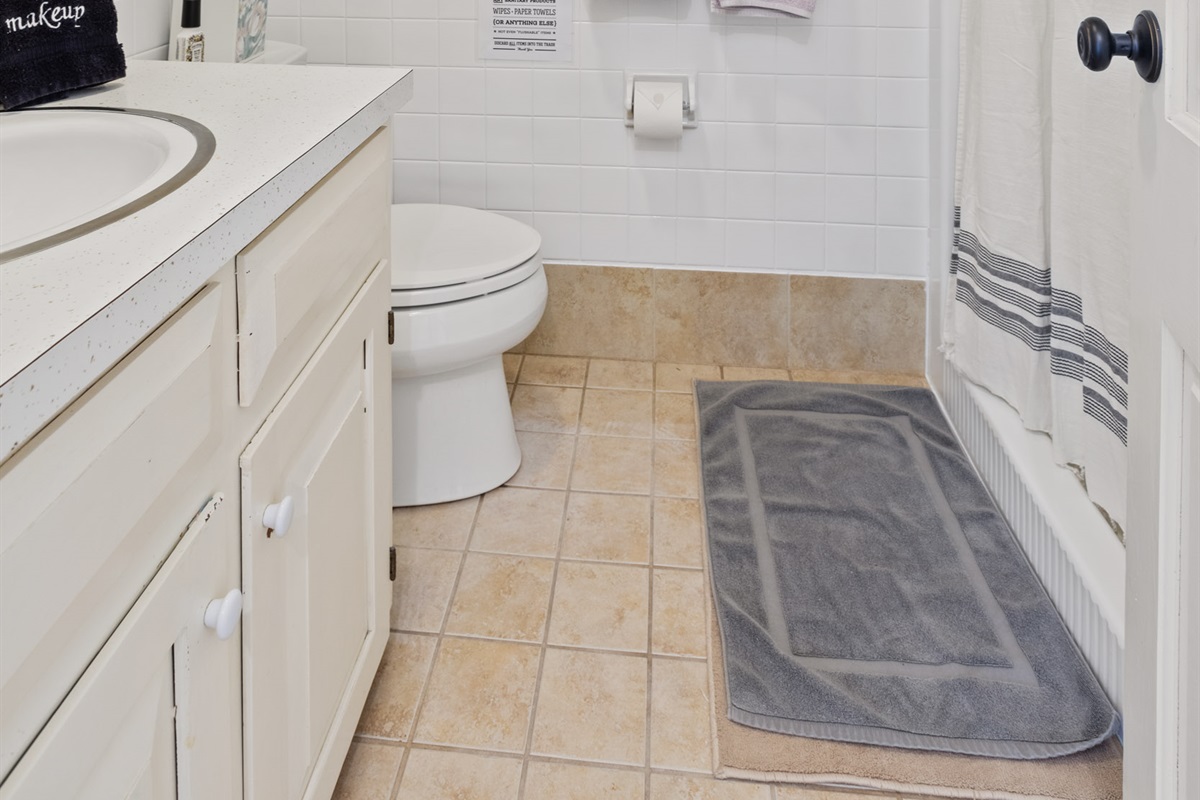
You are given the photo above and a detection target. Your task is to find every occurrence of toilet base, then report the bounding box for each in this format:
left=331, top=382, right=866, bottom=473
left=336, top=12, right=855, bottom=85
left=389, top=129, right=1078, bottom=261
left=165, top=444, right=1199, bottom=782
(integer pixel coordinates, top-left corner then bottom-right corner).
left=391, top=355, right=520, bottom=506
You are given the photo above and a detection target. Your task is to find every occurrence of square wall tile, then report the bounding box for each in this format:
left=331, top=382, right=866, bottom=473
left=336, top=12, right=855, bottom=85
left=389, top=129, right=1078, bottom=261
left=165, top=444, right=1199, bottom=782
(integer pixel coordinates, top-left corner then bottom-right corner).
left=653, top=269, right=789, bottom=367
left=439, top=161, right=487, bottom=208
left=438, top=114, right=485, bottom=161
left=524, top=265, right=655, bottom=360
left=789, top=275, right=925, bottom=373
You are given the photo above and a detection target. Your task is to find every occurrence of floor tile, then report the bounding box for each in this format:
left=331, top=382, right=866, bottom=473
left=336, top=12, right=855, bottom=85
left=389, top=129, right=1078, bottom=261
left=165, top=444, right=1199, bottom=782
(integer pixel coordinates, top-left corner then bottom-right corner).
left=392, top=548, right=462, bottom=633
left=648, top=773, right=771, bottom=799
left=445, top=553, right=555, bottom=642
left=522, top=761, right=645, bottom=799
left=722, top=366, right=791, bottom=381
left=788, top=368, right=926, bottom=388
left=392, top=497, right=479, bottom=550
left=502, top=353, right=523, bottom=383
left=412, top=637, right=540, bottom=753
left=587, top=359, right=655, bottom=391
left=561, top=492, right=651, bottom=564
left=654, top=392, right=698, bottom=440
left=470, top=486, right=565, bottom=557
left=507, top=431, right=575, bottom=490
left=571, top=436, right=653, bottom=494
left=654, top=439, right=700, bottom=498
left=579, top=389, right=654, bottom=438
left=650, top=657, right=712, bottom=772
left=357, top=633, right=437, bottom=741
left=511, top=385, right=583, bottom=434
left=655, top=363, right=722, bottom=393
left=519, top=355, right=590, bottom=387
left=531, top=648, right=648, bottom=765
left=652, top=569, right=707, bottom=657
left=653, top=497, right=705, bottom=569
left=395, top=748, right=522, bottom=800
left=331, top=742, right=403, bottom=800
left=548, top=561, right=650, bottom=652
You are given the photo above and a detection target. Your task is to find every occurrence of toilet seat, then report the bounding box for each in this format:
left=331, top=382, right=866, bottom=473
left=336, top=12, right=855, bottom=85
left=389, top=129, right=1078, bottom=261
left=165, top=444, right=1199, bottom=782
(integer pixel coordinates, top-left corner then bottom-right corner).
left=390, top=204, right=543, bottom=308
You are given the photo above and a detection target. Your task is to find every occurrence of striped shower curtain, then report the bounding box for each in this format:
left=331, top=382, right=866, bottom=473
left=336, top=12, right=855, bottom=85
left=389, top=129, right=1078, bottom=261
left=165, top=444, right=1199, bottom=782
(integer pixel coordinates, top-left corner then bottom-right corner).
left=943, top=0, right=1135, bottom=532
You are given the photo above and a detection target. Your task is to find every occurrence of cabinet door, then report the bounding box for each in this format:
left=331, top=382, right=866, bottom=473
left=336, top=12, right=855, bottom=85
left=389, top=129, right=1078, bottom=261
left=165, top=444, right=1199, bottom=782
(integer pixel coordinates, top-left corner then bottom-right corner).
left=241, top=261, right=391, bottom=800
left=0, top=279, right=232, bottom=780
left=0, top=494, right=242, bottom=800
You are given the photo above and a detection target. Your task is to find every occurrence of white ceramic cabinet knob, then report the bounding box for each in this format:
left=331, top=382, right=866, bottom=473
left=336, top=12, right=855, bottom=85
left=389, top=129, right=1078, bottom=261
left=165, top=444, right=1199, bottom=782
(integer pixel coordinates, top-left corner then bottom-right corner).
left=203, top=589, right=243, bottom=641
left=262, top=495, right=295, bottom=538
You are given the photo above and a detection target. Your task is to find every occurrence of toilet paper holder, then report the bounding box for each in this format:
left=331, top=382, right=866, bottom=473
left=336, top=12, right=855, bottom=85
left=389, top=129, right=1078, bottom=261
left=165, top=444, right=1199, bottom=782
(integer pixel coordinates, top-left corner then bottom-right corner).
left=624, top=72, right=698, bottom=129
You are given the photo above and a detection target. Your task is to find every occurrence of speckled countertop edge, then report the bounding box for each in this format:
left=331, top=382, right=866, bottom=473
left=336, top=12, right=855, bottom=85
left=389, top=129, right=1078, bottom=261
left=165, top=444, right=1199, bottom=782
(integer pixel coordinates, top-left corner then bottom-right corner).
left=0, top=61, right=413, bottom=457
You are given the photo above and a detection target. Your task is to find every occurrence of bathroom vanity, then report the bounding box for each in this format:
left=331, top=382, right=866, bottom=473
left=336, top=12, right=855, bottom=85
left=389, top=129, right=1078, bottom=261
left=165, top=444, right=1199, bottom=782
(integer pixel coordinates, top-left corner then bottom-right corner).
left=0, top=63, right=412, bottom=798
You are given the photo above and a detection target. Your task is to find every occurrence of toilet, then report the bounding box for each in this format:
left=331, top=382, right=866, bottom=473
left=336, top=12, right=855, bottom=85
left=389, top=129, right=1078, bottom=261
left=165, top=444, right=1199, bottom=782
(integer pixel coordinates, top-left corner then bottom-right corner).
left=389, top=205, right=547, bottom=507
left=252, top=45, right=545, bottom=505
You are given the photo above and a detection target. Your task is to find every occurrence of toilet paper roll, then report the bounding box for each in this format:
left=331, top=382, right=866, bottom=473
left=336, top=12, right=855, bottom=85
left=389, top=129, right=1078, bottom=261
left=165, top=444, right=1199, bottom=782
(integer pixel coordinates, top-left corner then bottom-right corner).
left=633, top=81, right=684, bottom=140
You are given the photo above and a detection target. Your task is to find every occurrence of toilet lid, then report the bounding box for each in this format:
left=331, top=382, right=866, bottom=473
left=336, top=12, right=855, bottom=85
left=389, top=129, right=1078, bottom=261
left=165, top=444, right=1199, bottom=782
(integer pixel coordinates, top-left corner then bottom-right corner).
left=391, top=204, right=542, bottom=292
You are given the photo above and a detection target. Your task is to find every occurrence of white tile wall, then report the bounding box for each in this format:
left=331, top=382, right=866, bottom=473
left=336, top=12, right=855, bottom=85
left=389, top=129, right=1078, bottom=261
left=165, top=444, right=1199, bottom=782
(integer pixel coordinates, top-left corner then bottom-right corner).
left=268, top=0, right=932, bottom=277
left=115, top=0, right=173, bottom=58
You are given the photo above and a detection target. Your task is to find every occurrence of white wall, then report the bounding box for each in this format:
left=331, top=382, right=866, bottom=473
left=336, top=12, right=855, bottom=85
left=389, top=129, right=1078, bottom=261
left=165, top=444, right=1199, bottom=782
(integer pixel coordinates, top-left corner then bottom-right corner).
left=115, top=0, right=173, bottom=59
left=269, top=0, right=933, bottom=278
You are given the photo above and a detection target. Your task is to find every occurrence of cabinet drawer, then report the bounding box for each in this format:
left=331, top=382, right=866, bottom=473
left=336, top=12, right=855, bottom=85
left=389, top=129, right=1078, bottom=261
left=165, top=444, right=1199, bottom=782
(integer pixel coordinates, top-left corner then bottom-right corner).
left=236, top=128, right=391, bottom=409
left=0, top=279, right=233, bottom=781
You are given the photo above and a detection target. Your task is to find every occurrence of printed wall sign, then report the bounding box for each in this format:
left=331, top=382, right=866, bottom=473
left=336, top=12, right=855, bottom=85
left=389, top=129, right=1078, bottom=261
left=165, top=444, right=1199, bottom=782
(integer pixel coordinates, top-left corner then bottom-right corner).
left=477, top=0, right=573, bottom=62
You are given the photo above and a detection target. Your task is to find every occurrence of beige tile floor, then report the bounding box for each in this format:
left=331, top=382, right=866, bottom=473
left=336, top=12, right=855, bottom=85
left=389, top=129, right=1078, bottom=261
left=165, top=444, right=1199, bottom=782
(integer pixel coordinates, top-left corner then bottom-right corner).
left=333, top=356, right=929, bottom=800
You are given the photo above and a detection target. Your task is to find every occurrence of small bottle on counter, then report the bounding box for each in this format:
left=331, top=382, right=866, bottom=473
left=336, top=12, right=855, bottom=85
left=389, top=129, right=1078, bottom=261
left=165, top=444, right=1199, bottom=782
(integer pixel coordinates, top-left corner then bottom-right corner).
left=175, top=0, right=206, bottom=62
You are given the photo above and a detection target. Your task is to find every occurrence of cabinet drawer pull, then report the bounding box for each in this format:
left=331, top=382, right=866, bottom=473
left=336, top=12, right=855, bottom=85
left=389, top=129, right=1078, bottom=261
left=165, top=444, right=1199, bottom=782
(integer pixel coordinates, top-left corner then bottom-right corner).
left=203, top=589, right=243, bottom=641
left=262, top=496, right=295, bottom=538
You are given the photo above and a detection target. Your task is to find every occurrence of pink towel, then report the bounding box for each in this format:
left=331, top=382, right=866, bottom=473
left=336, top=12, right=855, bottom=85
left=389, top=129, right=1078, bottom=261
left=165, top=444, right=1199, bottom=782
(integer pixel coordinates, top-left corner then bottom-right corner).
left=711, top=0, right=816, bottom=18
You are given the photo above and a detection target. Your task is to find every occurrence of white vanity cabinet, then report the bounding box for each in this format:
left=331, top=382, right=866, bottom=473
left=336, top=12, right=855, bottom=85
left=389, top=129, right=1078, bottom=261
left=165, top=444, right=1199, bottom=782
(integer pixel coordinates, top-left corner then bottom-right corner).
left=0, top=127, right=394, bottom=799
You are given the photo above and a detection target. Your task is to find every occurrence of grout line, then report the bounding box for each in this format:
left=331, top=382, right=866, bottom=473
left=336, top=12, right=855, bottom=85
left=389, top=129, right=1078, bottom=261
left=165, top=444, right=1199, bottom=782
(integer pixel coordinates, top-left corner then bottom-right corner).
left=390, top=496, right=486, bottom=794
left=515, top=392, right=578, bottom=800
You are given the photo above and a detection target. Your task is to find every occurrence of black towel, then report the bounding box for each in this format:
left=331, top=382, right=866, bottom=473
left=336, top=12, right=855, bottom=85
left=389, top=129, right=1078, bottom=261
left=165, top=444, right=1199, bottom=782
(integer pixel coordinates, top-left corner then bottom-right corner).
left=0, top=0, right=126, bottom=109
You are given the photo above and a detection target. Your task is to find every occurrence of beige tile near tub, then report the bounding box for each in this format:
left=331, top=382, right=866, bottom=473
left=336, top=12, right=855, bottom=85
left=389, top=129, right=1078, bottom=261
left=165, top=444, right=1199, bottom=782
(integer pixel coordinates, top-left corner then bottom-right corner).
left=502, top=353, right=523, bottom=383
left=522, top=761, right=645, bottom=800
left=722, top=366, right=791, bottom=381
left=548, top=561, right=650, bottom=652
left=654, top=270, right=790, bottom=368
left=511, top=385, right=583, bottom=434
left=652, top=497, right=705, bottom=569
left=445, top=553, right=555, bottom=642
left=587, top=358, right=655, bottom=391
left=531, top=648, right=649, bottom=765
left=788, top=368, right=929, bottom=388
left=395, top=748, right=523, bottom=800
left=654, top=392, right=697, bottom=440
left=357, top=633, right=437, bottom=741
left=774, top=788, right=901, bottom=799
left=412, top=637, right=541, bottom=753
left=507, top=431, right=575, bottom=490
left=519, top=354, right=589, bottom=387
left=561, top=492, right=652, bottom=564
left=652, top=569, right=708, bottom=657
left=579, top=389, right=654, bottom=438
left=523, top=265, right=655, bottom=360
left=789, top=276, right=925, bottom=375
left=571, top=436, right=653, bottom=495
left=331, top=741, right=404, bottom=800
left=653, top=439, right=700, bottom=499
left=650, top=657, right=712, bottom=773
left=655, top=362, right=722, bottom=393
left=391, top=548, right=462, bottom=633
left=470, top=486, right=565, bottom=557
left=648, top=773, right=772, bottom=800
left=392, top=497, right=479, bottom=550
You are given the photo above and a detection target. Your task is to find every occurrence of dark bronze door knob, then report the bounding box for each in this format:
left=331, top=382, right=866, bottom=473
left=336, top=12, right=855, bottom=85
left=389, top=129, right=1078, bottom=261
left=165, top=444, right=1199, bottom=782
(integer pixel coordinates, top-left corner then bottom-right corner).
left=1077, top=10, right=1163, bottom=83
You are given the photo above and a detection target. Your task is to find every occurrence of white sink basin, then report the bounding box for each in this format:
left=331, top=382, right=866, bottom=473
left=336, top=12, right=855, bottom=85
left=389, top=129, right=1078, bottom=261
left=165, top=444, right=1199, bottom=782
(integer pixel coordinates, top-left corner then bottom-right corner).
left=0, top=108, right=215, bottom=261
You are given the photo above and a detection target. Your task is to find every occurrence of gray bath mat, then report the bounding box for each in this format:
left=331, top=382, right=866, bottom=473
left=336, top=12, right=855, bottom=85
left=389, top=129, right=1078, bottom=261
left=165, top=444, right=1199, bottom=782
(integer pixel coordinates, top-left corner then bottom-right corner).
left=696, top=381, right=1119, bottom=760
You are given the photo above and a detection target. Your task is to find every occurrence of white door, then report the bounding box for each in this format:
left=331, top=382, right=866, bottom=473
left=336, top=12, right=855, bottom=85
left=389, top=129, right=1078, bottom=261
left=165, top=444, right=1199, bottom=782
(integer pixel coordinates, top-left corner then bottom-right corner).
left=241, top=262, right=391, bottom=800
left=1124, top=1, right=1200, bottom=798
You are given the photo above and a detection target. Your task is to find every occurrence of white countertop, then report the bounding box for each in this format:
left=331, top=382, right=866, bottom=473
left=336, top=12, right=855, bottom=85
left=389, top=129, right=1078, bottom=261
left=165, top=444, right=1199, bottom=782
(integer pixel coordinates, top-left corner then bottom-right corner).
left=0, top=61, right=412, bottom=456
